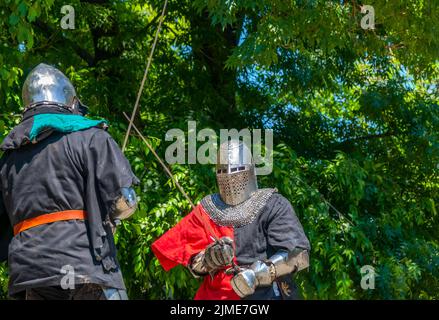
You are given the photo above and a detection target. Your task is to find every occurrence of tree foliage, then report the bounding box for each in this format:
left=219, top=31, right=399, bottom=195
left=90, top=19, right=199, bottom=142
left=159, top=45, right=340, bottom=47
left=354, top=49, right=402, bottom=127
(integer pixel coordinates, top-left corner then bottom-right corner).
left=0, top=0, right=438, bottom=299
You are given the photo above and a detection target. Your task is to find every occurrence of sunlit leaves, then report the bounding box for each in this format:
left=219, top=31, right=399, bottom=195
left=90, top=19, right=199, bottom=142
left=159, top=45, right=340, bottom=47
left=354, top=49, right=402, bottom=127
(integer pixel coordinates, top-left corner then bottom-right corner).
left=0, top=0, right=437, bottom=300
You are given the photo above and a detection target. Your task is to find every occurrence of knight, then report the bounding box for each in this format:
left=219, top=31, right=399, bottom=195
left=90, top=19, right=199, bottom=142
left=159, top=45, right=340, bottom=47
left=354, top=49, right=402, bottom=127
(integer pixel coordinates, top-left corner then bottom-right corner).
left=0, top=63, right=138, bottom=299
left=152, top=139, right=311, bottom=299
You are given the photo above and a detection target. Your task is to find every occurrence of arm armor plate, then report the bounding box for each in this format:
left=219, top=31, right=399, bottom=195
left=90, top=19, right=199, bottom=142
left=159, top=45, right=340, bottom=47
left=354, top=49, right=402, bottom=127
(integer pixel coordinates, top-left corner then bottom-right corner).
left=231, top=248, right=310, bottom=297
left=110, top=187, right=137, bottom=221
left=253, top=249, right=310, bottom=286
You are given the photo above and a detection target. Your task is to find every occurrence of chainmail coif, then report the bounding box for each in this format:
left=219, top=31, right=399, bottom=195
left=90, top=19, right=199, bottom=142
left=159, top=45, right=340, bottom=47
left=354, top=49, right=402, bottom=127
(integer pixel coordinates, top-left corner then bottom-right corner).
left=200, top=188, right=277, bottom=228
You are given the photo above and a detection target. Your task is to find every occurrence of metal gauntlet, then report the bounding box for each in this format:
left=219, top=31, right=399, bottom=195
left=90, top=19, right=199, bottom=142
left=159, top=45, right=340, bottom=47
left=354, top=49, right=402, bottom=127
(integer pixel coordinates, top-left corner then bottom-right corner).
left=110, top=187, right=137, bottom=222
left=231, top=249, right=309, bottom=298
left=188, top=237, right=234, bottom=278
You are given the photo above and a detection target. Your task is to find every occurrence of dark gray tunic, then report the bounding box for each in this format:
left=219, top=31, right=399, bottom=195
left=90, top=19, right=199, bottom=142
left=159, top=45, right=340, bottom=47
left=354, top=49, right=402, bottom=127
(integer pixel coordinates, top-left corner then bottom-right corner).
left=233, top=193, right=311, bottom=299
left=0, top=115, right=138, bottom=297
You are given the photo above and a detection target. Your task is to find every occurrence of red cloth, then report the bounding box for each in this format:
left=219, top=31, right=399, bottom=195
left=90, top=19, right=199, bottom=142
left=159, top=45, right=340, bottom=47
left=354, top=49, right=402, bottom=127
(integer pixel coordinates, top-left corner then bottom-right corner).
left=151, top=204, right=240, bottom=300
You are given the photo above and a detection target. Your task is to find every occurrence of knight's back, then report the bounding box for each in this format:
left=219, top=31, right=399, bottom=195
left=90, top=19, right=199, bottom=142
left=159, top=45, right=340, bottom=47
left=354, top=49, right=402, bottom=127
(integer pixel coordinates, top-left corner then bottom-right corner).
left=0, top=63, right=138, bottom=299
left=1, top=128, right=90, bottom=224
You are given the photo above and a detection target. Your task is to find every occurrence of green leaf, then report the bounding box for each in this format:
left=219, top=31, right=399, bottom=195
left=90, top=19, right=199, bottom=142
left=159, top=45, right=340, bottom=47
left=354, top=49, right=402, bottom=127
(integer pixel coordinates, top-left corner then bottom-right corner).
left=28, top=3, right=40, bottom=22
left=17, top=1, right=27, bottom=17
left=8, top=13, right=19, bottom=26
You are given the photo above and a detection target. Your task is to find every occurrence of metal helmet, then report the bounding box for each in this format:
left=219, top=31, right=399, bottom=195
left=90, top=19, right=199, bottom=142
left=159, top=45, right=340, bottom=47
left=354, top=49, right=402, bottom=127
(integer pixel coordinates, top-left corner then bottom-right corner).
left=216, top=139, right=258, bottom=206
left=22, top=63, right=87, bottom=114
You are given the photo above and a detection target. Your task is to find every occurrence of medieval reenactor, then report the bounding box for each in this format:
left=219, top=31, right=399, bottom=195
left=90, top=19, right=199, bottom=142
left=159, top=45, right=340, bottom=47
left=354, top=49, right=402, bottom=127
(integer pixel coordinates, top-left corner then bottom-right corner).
left=0, top=63, right=138, bottom=300
left=152, top=140, right=311, bottom=300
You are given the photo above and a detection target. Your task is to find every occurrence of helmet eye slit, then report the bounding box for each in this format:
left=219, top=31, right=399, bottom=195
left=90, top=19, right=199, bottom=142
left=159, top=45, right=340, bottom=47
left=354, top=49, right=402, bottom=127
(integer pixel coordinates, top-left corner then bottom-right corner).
left=216, top=141, right=258, bottom=205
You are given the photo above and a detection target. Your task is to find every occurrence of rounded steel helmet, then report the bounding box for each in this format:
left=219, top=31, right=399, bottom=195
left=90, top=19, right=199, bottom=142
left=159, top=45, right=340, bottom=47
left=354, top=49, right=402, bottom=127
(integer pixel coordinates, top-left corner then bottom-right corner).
left=216, top=139, right=258, bottom=205
left=22, top=63, right=87, bottom=114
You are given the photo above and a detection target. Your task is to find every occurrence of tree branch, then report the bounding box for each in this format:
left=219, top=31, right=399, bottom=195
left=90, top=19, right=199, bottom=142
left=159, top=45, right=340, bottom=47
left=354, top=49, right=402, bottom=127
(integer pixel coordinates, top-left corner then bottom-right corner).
left=34, top=20, right=95, bottom=66
left=340, top=131, right=398, bottom=144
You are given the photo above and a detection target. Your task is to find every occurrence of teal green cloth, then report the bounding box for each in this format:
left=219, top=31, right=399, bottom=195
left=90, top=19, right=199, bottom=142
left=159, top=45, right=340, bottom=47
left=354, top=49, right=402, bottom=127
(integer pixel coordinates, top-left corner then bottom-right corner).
left=29, top=114, right=108, bottom=141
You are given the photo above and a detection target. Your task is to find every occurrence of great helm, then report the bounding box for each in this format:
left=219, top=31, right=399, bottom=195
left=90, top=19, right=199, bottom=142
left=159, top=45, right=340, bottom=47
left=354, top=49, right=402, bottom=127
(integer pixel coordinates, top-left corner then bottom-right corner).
left=22, top=63, right=87, bottom=115
left=216, top=139, right=258, bottom=206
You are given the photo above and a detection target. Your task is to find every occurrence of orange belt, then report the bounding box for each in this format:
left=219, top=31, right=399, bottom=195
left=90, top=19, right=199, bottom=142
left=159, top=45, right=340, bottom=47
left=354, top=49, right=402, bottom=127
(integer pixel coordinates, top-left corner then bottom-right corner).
left=13, top=210, right=87, bottom=236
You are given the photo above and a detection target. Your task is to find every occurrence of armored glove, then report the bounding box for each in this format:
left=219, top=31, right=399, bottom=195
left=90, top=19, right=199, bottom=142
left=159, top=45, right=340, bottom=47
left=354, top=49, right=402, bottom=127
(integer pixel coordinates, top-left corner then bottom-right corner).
left=110, top=187, right=137, bottom=222
left=107, top=187, right=137, bottom=234
left=231, top=249, right=309, bottom=298
left=188, top=237, right=234, bottom=277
